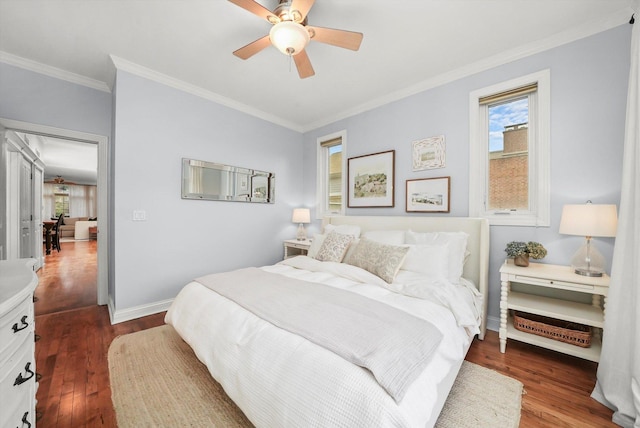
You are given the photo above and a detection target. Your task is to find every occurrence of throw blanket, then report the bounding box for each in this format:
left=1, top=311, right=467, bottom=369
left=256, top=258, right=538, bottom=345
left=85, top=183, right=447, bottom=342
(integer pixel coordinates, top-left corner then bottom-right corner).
left=196, top=267, right=443, bottom=401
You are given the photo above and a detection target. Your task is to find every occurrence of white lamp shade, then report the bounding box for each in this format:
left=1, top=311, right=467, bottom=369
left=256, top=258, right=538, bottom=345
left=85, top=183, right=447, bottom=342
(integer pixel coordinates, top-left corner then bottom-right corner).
left=559, top=204, right=617, bottom=237
left=269, top=21, right=310, bottom=56
left=292, top=208, right=310, bottom=224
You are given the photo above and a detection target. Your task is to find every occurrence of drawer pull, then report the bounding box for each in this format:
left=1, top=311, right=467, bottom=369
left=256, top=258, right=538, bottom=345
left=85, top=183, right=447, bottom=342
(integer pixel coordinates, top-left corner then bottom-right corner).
left=18, top=411, right=32, bottom=428
left=12, top=315, right=29, bottom=333
left=14, top=362, right=35, bottom=386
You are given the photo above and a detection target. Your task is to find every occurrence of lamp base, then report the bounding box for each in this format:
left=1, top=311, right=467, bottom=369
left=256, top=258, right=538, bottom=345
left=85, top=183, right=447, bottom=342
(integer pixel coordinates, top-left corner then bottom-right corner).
left=296, top=223, right=307, bottom=241
left=573, top=268, right=604, bottom=277
left=570, top=237, right=606, bottom=277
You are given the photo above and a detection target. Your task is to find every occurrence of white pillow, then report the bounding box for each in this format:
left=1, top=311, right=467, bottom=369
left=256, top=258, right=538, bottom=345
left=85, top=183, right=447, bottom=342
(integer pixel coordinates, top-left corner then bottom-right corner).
left=362, top=230, right=405, bottom=245
left=324, top=223, right=361, bottom=238
left=405, top=230, right=469, bottom=283
left=315, top=232, right=354, bottom=262
left=307, top=233, right=325, bottom=258
left=345, top=237, right=409, bottom=284
left=401, top=243, right=450, bottom=278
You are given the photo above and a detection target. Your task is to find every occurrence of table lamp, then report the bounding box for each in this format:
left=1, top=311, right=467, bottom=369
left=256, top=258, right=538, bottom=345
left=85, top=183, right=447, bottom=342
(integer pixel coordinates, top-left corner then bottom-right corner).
left=559, top=201, right=617, bottom=277
left=292, top=208, right=310, bottom=241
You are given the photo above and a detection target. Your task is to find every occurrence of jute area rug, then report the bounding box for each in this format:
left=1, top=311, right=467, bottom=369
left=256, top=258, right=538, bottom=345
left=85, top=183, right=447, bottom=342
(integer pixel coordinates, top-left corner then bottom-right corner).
left=108, top=325, right=523, bottom=428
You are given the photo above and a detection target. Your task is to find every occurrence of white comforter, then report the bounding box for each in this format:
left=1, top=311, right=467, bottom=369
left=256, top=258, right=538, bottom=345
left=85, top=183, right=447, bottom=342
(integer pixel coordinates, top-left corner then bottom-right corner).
left=165, top=256, right=481, bottom=428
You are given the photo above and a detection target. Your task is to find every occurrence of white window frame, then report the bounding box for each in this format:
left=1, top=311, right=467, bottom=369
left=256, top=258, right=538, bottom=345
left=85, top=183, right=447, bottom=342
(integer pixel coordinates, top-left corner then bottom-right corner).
left=316, top=130, right=347, bottom=219
left=469, top=69, right=550, bottom=227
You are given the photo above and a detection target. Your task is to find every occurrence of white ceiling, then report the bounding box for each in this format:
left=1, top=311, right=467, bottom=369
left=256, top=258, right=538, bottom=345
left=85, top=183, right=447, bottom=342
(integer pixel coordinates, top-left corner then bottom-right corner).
left=0, top=0, right=635, bottom=132
left=18, top=133, right=98, bottom=185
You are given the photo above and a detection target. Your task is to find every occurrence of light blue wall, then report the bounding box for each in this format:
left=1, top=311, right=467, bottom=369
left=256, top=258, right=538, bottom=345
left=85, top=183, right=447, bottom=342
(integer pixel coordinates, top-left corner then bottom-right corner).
left=0, top=62, right=112, bottom=136
left=111, top=70, right=303, bottom=309
left=302, top=25, right=631, bottom=327
left=0, top=23, right=631, bottom=324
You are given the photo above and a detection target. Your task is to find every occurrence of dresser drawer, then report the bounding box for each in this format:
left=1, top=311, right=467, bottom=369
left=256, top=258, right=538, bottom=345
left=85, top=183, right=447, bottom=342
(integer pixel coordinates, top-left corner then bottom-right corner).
left=0, top=295, right=33, bottom=363
left=0, top=334, right=35, bottom=428
left=2, top=407, right=35, bottom=428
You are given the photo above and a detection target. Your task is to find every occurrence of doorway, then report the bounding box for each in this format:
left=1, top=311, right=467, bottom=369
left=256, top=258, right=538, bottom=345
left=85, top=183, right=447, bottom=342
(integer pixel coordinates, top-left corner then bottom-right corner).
left=1, top=118, right=109, bottom=306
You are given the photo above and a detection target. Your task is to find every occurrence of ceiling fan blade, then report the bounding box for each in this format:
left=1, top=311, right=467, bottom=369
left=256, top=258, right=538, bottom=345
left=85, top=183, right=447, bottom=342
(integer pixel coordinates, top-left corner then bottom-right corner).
left=228, top=0, right=280, bottom=23
left=293, top=50, right=315, bottom=79
left=233, top=35, right=271, bottom=60
left=307, top=26, right=363, bottom=51
left=290, top=0, right=315, bottom=22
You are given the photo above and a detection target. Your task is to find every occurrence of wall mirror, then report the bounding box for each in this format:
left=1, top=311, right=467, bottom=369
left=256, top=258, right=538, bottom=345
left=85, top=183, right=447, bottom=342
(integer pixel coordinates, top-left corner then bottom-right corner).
left=181, top=158, right=275, bottom=203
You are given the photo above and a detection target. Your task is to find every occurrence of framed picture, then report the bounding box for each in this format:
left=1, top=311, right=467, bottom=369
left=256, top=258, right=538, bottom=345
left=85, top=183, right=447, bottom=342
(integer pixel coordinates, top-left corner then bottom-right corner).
left=348, top=150, right=395, bottom=208
left=412, top=135, right=446, bottom=171
left=406, top=176, right=450, bottom=213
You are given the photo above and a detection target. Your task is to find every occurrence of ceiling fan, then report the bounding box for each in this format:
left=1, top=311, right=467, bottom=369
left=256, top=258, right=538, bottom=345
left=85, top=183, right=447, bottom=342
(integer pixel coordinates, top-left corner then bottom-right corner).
left=228, top=0, right=363, bottom=79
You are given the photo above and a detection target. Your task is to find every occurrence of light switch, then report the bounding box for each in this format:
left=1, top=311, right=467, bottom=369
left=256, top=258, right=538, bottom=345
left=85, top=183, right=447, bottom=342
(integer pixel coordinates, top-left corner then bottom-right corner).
left=132, top=210, right=146, bottom=221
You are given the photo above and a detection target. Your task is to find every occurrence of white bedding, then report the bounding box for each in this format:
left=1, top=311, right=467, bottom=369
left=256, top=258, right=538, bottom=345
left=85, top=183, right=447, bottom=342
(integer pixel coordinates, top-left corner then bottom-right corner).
left=165, top=256, right=482, bottom=428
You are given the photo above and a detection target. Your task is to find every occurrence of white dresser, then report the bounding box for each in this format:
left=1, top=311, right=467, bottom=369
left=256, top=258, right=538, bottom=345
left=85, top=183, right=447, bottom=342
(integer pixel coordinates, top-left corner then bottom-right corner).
left=0, top=259, right=38, bottom=428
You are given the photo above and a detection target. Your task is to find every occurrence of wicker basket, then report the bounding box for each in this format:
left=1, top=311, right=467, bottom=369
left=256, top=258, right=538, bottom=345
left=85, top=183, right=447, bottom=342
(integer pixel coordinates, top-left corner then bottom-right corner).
left=512, top=311, right=592, bottom=348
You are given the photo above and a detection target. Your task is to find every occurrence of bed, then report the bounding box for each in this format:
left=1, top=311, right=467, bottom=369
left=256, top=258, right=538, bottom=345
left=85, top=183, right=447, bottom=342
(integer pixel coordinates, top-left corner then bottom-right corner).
left=165, top=215, right=489, bottom=427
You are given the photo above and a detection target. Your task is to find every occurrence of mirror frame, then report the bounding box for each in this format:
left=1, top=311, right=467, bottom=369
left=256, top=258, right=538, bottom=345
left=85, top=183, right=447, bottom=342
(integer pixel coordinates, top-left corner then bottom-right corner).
left=181, top=158, right=275, bottom=203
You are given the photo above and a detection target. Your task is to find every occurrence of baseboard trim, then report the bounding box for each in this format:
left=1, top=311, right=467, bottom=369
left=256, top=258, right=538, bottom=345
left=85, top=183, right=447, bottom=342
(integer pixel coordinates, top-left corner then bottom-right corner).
left=486, top=315, right=499, bottom=332
left=109, top=298, right=173, bottom=324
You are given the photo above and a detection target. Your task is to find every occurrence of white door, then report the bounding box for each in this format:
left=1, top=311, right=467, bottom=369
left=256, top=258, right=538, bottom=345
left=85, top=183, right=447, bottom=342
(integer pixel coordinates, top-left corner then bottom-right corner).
left=0, top=124, right=5, bottom=259
left=32, top=165, right=43, bottom=269
left=19, top=156, right=32, bottom=258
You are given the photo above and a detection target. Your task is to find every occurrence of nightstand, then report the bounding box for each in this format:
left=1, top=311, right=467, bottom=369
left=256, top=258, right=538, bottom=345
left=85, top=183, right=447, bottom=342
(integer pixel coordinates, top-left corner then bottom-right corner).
left=499, top=259, right=609, bottom=362
left=283, top=239, right=312, bottom=259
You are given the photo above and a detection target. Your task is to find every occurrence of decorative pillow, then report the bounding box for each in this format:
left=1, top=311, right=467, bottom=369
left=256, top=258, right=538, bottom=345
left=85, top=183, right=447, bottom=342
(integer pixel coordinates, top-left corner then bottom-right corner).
left=324, top=223, right=361, bottom=238
left=401, top=243, right=450, bottom=278
left=343, top=238, right=360, bottom=261
left=345, top=237, right=409, bottom=283
left=307, top=233, right=326, bottom=258
left=362, top=230, right=406, bottom=245
left=315, top=232, right=354, bottom=262
left=405, top=230, right=469, bottom=283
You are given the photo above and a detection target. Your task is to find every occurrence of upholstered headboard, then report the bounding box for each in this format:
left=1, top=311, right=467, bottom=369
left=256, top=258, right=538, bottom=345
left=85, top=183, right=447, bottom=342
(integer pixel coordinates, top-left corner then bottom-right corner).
left=322, top=216, right=490, bottom=339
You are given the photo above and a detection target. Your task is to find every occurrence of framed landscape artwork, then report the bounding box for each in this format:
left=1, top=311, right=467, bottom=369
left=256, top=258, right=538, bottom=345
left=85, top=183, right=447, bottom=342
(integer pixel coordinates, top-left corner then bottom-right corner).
left=406, top=176, right=450, bottom=213
left=412, top=135, right=446, bottom=171
left=348, top=150, right=395, bottom=208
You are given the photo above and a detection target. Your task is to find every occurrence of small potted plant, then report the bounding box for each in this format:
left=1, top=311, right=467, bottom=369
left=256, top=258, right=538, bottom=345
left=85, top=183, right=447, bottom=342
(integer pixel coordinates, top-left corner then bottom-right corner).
left=505, top=241, right=547, bottom=267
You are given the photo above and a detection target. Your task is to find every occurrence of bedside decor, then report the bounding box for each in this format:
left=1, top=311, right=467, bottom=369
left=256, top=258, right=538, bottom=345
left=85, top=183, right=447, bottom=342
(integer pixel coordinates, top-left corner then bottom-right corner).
left=412, top=135, right=445, bottom=171
left=559, top=201, right=617, bottom=277
left=512, top=311, right=592, bottom=348
left=292, top=208, right=310, bottom=241
left=347, top=150, right=395, bottom=208
left=406, top=176, right=450, bottom=213
left=505, top=241, right=547, bottom=267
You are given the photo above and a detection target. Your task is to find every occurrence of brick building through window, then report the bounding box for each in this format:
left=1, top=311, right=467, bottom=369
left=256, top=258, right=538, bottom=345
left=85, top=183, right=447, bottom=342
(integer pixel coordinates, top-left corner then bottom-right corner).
left=488, top=123, right=528, bottom=210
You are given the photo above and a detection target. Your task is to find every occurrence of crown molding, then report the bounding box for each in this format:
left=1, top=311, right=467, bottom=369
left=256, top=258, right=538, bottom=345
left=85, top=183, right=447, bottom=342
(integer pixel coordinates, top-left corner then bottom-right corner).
left=301, top=7, right=634, bottom=132
left=0, top=51, right=111, bottom=93
left=1, top=4, right=633, bottom=135
left=109, top=55, right=304, bottom=133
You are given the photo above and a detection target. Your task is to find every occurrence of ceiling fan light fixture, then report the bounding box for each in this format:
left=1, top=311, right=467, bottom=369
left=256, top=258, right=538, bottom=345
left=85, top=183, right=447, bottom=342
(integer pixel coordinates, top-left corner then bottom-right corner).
left=269, top=21, right=309, bottom=56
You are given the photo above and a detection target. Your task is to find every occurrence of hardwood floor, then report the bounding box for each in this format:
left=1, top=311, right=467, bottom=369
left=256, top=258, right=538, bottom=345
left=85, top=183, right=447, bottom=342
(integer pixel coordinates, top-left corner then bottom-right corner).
left=465, top=333, right=615, bottom=427
left=36, top=239, right=98, bottom=316
left=34, top=242, right=614, bottom=427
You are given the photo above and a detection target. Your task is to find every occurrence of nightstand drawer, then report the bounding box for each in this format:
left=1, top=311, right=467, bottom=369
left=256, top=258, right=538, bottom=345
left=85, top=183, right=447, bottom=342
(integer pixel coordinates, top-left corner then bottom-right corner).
left=513, top=275, right=595, bottom=292
left=287, top=242, right=308, bottom=250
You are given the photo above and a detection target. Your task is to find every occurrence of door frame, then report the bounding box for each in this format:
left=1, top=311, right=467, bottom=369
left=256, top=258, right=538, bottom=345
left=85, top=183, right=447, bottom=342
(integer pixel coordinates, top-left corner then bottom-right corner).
left=1, top=118, right=109, bottom=306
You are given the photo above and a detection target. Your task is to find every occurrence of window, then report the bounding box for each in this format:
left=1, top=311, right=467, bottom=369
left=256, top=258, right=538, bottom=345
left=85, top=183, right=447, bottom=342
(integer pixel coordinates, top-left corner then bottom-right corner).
left=469, top=70, right=550, bottom=226
left=54, top=185, right=70, bottom=217
left=316, top=131, right=346, bottom=218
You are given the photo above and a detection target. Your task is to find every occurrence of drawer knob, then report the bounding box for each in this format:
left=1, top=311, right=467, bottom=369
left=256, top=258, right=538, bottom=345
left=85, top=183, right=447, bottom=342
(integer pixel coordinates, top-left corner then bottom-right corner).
left=13, top=362, right=35, bottom=386
left=11, top=315, right=29, bottom=333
